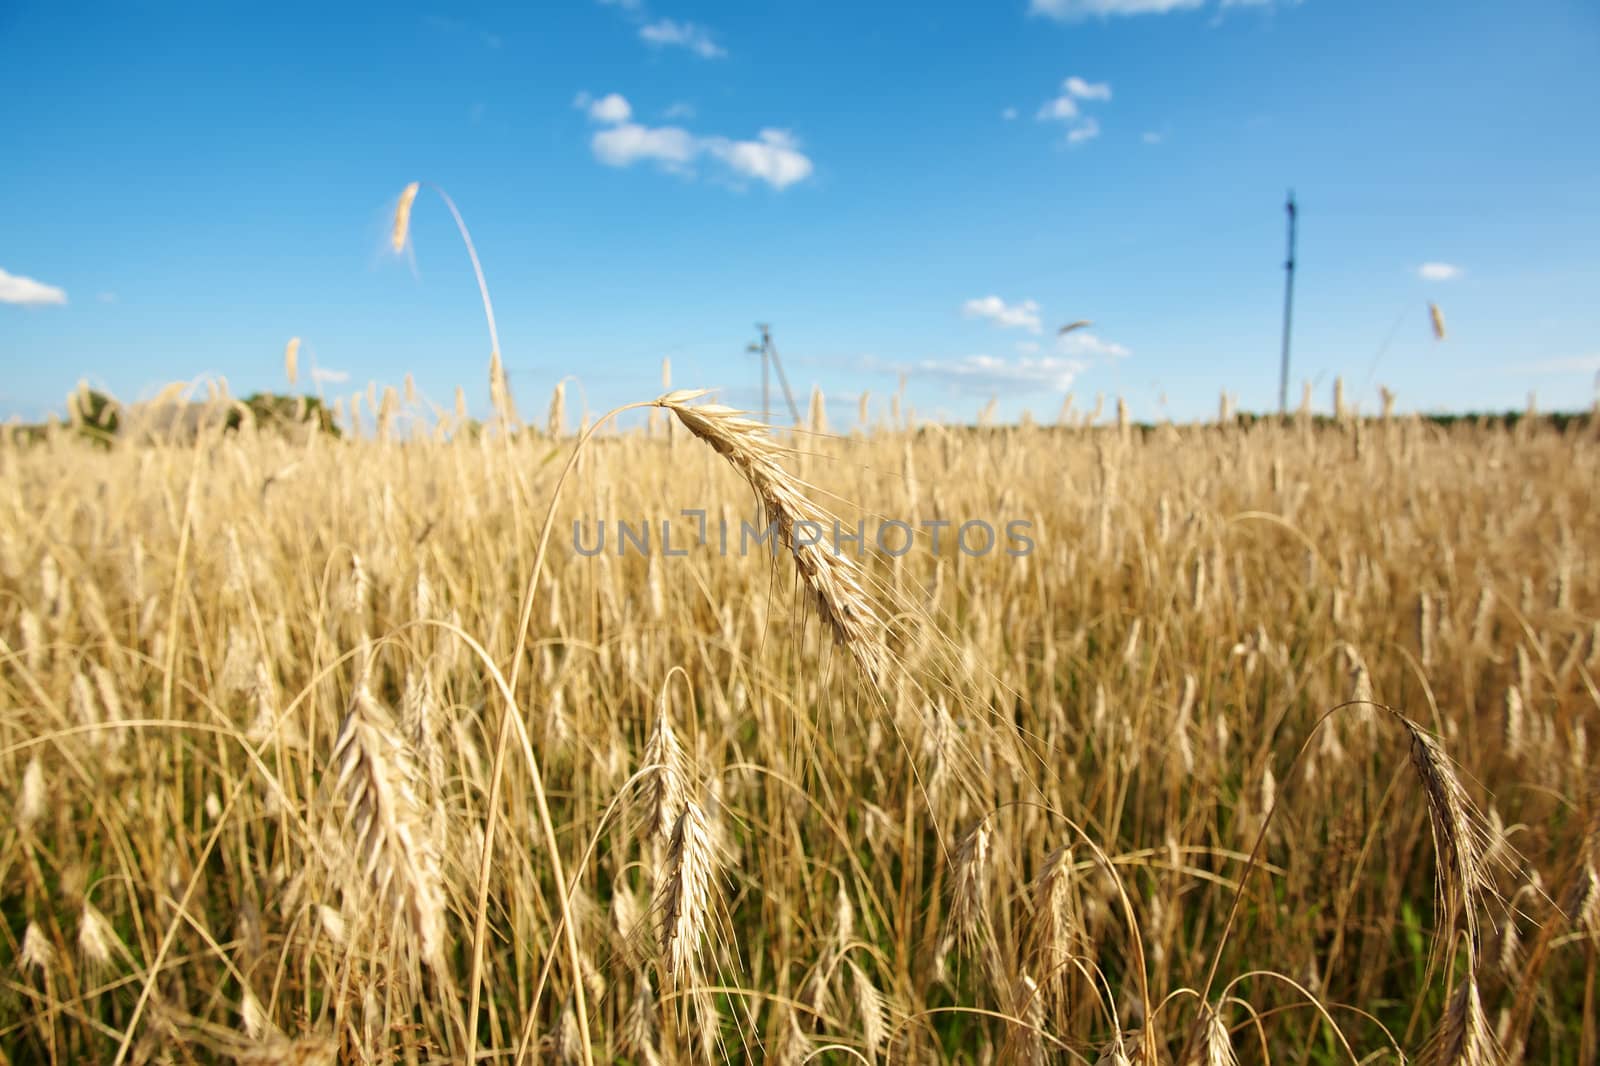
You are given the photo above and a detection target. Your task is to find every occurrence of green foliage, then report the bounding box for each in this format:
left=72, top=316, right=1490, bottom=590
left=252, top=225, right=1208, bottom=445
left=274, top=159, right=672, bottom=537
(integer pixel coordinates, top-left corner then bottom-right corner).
left=226, top=392, right=341, bottom=438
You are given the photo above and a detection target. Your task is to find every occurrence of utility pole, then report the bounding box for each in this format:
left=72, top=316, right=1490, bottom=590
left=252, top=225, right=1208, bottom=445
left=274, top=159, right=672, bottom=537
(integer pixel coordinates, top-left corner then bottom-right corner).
left=747, top=323, right=802, bottom=425
left=1278, top=190, right=1297, bottom=416
left=746, top=326, right=771, bottom=424
left=759, top=324, right=771, bottom=426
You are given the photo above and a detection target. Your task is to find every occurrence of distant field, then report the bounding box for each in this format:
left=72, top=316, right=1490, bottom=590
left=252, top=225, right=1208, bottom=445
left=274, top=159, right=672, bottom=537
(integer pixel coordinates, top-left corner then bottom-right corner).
left=2, top=398, right=1596, bottom=1064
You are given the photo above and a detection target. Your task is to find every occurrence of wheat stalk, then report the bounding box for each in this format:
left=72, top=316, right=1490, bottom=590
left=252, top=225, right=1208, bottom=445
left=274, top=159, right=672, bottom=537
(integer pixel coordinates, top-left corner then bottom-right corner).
left=657, top=798, right=719, bottom=985
left=329, top=680, right=447, bottom=965
left=641, top=704, right=689, bottom=843
left=947, top=820, right=992, bottom=957
left=655, top=392, right=888, bottom=684
left=1195, top=1004, right=1238, bottom=1066
left=388, top=181, right=508, bottom=421
left=1435, top=974, right=1497, bottom=1066
left=1393, top=712, right=1489, bottom=947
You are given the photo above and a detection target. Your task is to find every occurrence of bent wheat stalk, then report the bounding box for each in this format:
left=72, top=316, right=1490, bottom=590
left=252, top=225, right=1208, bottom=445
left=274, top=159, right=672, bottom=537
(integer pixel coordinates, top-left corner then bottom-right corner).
left=390, top=181, right=513, bottom=423
left=656, top=391, right=888, bottom=685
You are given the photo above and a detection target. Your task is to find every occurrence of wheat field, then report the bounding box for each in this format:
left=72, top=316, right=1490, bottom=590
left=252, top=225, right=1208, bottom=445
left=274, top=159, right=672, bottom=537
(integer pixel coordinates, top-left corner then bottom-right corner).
left=2, top=391, right=1597, bottom=1064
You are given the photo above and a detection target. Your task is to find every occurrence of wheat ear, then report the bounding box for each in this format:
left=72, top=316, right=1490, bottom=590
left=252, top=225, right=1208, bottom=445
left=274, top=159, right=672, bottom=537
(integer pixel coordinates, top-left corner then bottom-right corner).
left=656, top=392, right=887, bottom=684
left=330, top=680, right=447, bottom=965
left=1393, top=712, right=1489, bottom=948
left=657, top=798, right=719, bottom=985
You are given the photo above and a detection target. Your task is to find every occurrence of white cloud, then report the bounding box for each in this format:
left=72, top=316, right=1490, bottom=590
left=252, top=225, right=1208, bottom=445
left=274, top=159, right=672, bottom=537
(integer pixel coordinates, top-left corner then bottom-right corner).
left=311, top=367, right=350, bottom=384
left=1058, top=330, right=1130, bottom=359
left=592, top=122, right=698, bottom=168
left=579, top=92, right=632, bottom=123
left=1037, top=96, right=1080, bottom=121
left=1418, top=262, right=1462, bottom=281
left=1031, top=0, right=1204, bottom=17
left=1001, top=106, right=1019, bottom=121
left=1142, top=130, right=1164, bottom=144
left=664, top=101, right=696, bottom=120
left=1063, top=76, right=1112, bottom=101
left=706, top=129, right=814, bottom=189
left=0, top=268, right=67, bottom=306
left=918, top=354, right=1088, bottom=394
left=583, top=101, right=814, bottom=190
left=639, top=18, right=726, bottom=58
left=1036, top=75, right=1111, bottom=145
left=962, top=296, right=1043, bottom=333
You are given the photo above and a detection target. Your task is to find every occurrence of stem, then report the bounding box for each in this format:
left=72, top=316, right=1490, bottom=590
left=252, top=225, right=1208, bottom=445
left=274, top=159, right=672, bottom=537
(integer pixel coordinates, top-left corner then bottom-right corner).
left=425, top=183, right=501, bottom=361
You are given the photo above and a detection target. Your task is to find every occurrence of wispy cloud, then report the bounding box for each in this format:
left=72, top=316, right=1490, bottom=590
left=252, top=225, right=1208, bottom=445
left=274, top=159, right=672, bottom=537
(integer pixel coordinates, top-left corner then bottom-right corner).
left=1142, top=130, right=1164, bottom=144
left=96, top=291, right=118, bottom=303
left=917, top=354, right=1089, bottom=394
left=639, top=17, right=726, bottom=58
left=1067, top=118, right=1101, bottom=144
left=962, top=296, right=1043, bottom=333
left=1058, top=330, right=1130, bottom=359
left=1031, top=0, right=1204, bottom=18
left=311, top=367, right=351, bottom=385
left=0, top=267, right=68, bottom=306
left=579, top=93, right=813, bottom=189
left=1063, top=76, right=1111, bottom=101
left=1001, top=106, right=1019, bottom=121
left=1515, top=354, right=1600, bottom=375
left=1036, top=75, right=1111, bottom=146
left=1032, top=0, right=1292, bottom=17
left=596, top=0, right=727, bottom=58
left=592, top=122, right=698, bottom=170
left=1418, top=262, right=1462, bottom=281
left=664, top=101, right=696, bottom=120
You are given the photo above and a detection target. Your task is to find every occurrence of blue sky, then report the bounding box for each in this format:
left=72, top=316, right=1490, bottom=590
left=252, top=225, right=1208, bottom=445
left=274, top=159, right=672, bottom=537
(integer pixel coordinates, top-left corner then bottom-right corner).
left=3, top=0, right=1598, bottom=425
